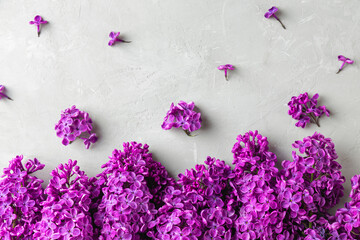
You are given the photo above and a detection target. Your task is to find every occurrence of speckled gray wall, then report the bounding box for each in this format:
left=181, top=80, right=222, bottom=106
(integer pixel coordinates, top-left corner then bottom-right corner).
left=1, top=0, right=359, bottom=207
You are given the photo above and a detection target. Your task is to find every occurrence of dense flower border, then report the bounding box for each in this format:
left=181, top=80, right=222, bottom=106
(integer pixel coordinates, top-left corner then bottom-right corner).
left=0, top=131, right=359, bottom=239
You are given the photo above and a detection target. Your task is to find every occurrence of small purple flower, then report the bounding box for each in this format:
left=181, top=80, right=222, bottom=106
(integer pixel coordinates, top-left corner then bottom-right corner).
left=217, top=64, right=235, bottom=81
left=82, top=133, right=98, bottom=149
left=264, top=6, right=286, bottom=29
left=0, top=85, right=13, bottom=101
left=281, top=190, right=302, bottom=212
left=29, top=15, right=48, bottom=37
left=108, top=31, right=131, bottom=46
left=337, top=55, right=354, bottom=74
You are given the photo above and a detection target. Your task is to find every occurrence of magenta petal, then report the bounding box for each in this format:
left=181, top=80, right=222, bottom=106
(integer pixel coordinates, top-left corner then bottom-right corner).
left=67, top=134, right=76, bottom=141
left=338, top=55, right=346, bottom=61
left=108, top=40, right=115, bottom=46
left=345, top=223, right=352, bottom=232
left=269, top=7, right=278, bottom=14
left=72, top=228, right=80, bottom=237
left=62, top=138, right=69, bottom=146
left=90, top=135, right=98, bottom=143
left=290, top=203, right=299, bottom=212
left=293, top=193, right=302, bottom=202
left=34, top=15, right=42, bottom=22
left=225, top=64, right=234, bottom=70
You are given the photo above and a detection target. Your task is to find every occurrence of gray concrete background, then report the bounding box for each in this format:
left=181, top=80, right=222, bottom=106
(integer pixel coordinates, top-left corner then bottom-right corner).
left=1, top=0, right=359, bottom=206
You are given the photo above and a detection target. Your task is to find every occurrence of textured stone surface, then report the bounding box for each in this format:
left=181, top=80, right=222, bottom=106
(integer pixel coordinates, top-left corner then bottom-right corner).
left=0, top=0, right=359, bottom=206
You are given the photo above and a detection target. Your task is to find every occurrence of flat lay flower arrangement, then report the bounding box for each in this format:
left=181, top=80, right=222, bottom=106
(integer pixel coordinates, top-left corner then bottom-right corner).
left=0, top=4, right=359, bottom=240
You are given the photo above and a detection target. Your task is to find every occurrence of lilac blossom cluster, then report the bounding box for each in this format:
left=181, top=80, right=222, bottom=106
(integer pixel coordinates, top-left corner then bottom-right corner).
left=0, top=132, right=357, bottom=239
left=151, top=156, right=237, bottom=239
left=94, top=142, right=175, bottom=239
left=279, top=132, right=345, bottom=239
left=161, top=101, right=202, bottom=136
left=55, top=105, right=98, bottom=149
left=33, top=159, right=94, bottom=239
left=330, top=174, right=360, bottom=239
left=231, top=131, right=281, bottom=239
left=0, top=156, right=45, bottom=239
left=288, top=92, right=330, bottom=128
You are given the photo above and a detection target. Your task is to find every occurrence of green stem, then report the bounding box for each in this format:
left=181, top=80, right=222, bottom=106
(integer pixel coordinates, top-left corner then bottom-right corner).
left=184, top=130, right=197, bottom=137
left=308, top=113, right=320, bottom=127
left=308, top=212, right=313, bottom=229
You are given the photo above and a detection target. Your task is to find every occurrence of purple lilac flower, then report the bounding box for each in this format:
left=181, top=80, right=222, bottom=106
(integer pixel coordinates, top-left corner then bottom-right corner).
left=29, top=15, right=48, bottom=37
left=1, top=132, right=355, bottom=238
left=55, top=105, right=98, bottom=149
left=264, top=6, right=286, bottom=29
left=217, top=64, right=235, bottom=81
left=0, top=85, right=13, bottom=101
left=330, top=174, right=360, bottom=239
left=0, top=156, right=45, bottom=239
left=279, top=132, right=345, bottom=239
left=108, top=32, right=131, bottom=46
left=288, top=92, right=330, bottom=128
left=33, top=159, right=94, bottom=239
left=231, top=131, right=282, bottom=239
left=94, top=142, right=176, bottom=239
left=151, top=156, right=236, bottom=239
left=337, top=55, right=354, bottom=74
left=161, top=101, right=202, bottom=136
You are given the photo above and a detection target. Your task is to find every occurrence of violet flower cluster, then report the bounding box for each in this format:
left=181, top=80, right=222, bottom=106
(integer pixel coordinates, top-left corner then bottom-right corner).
left=55, top=105, right=98, bottom=149
left=279, top=132, right=345, bottom=239
left=231, top=131, right=282, bottom=239
left=161, top=101, right=202, bottom=136
left=288, top=92, right=330, bottom=128
left=147, top=156, right=238, bottom=239
left=33, top=159, right=94, bottom=240
left=0, top=132, right=358, bottom=239
left=329, top=174, right=360, bottom=239
left=94, top=142, right=175, bottom=239
left=0, top=156, right=45, bottom=239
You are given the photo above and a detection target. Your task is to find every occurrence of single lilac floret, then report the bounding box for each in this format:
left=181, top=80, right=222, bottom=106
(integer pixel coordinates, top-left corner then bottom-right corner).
left=218, top=64, right=235, bottom=81
left=264, top=6, right=286, bottom=29
left=29, top=15, right=48, bottom=37
left=337, top=55, right=354, bottom=74
left=108, top=31, right=131, bottom=46
left=0, top=85, right=13, bottom=101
